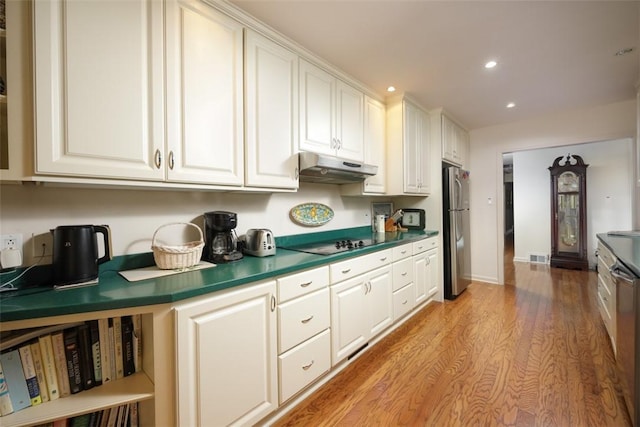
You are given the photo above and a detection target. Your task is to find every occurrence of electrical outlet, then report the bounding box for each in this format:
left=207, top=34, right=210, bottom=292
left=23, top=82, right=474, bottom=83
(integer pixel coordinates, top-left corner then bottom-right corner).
left=32, top=232, right=53, bottom=257
left=1, top=234, right=23, bottom=251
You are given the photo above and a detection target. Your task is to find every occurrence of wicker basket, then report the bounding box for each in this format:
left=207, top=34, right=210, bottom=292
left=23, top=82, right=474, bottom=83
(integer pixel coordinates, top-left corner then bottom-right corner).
left=151, top=222, right=204, bottom=270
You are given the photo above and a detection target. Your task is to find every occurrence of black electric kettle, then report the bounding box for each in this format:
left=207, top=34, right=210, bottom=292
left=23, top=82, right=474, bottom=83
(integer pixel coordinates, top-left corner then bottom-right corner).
left=51, top=225, right=112, bottom=286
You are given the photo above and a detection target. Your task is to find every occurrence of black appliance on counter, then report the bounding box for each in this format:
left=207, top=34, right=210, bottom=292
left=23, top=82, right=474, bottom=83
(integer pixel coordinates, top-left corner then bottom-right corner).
left=203, top=211, right=243, bottom=263
left=51, top=224, right=112, bottom=287
left=280, top=237, right=380, bottom=256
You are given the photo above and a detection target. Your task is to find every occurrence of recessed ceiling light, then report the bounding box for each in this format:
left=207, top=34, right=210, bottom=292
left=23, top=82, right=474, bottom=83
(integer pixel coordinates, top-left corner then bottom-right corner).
left=506, top=102, right=516, bottom=108
left=485, top=60, right=497, bottom=69
left=615, top=47, right=634, bottom=56
left=387, top=86, right=396, bottom=93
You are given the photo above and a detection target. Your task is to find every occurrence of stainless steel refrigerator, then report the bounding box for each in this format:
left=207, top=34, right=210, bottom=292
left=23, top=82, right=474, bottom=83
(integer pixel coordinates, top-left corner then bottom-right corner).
left=443, top=165, right=471, bottom=299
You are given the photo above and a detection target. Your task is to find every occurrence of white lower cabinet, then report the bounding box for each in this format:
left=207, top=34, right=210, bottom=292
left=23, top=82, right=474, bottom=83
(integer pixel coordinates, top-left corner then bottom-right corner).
left=174, top=281, right=278, bottom=427
left=277, top=266, right=331, bottom=404
left=413, top=237, right=440, bottom=305
left=278, top=329, right=331, bottom=403
left=330, top=264, right=393, bottom=365
left=393, top=282, right=416, bottom=320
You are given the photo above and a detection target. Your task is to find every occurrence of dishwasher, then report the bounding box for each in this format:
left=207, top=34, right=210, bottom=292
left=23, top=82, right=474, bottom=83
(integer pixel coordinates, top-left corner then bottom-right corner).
left=614, top=260, right=640, bottom=426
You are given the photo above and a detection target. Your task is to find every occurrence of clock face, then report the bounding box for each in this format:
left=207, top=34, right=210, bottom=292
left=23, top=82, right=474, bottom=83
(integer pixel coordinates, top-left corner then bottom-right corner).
left=558, top=171, right=579, bottom=192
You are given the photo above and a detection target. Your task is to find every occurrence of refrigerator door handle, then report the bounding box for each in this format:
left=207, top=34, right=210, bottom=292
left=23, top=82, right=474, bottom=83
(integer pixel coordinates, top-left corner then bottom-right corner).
left=455, top=178, right=463, bottom=209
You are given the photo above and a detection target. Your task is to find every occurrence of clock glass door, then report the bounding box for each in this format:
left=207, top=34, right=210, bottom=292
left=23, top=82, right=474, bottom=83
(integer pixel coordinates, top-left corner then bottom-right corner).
left=556, top=171, right=580, bottom=253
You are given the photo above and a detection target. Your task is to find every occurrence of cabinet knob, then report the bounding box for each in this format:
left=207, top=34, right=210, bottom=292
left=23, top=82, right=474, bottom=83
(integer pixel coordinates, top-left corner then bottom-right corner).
left=154, top=149, right=162, bottom=169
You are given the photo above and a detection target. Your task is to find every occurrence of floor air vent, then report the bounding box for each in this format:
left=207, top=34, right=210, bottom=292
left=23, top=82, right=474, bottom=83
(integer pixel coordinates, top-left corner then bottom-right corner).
left=529, top=254, right=548, bottom=264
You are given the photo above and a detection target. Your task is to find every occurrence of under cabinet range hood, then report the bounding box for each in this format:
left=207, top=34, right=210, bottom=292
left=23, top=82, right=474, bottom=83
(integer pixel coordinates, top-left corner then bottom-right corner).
left=298, top=152, right=378, bottom=184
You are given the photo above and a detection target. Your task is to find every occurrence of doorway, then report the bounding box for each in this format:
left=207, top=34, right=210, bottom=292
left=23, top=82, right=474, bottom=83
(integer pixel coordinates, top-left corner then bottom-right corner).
left=503, top=153, right=515, bottom=284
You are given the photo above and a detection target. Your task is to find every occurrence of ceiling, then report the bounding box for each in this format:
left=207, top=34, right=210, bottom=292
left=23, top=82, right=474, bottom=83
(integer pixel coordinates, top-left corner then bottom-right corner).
left=229, top=0, right=639, bottom=130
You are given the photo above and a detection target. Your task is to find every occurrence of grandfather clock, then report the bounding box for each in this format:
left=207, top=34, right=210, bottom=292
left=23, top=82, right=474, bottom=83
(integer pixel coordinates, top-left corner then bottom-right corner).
left=548, top=154, right=589, bottom=270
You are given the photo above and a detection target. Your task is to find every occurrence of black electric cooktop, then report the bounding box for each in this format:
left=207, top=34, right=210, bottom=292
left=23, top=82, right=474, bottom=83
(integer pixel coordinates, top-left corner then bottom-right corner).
left=281, top=237, right=378, bottom=255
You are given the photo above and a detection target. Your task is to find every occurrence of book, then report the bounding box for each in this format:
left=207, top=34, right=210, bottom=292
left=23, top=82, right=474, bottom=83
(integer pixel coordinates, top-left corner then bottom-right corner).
left=53, top=418, right=69, bottom=427
left=37, top=335, right=60, bottom=400
left=70, top=413, right=91, bottom=427
left=107, top=319, right=116, bottom=382
left=51, top=331, right=72, bottom=397
left=63, top=328, right=83, bottom=394
left=0, top=322, right=84, bottom=353
left=99, top=408, right=110, bottom=427
left=132, top=314, right=142, bottom=373
left=77, top=324, right=95, bottom=390
left=0, top=359, right=14, bottom=416
left=121, top=316, right=135, bottom=377
left=29, top=341, right=50, bottom=402
left=0, top=349, right=31, bottom=412
left=98, top=318, right=111, bottom=384
left=112, top=317, right=123, bottom=380
left=129, top=401, right=138, bottom=427
left=105, top=404, right=118, bottom=427
left=87, top=320, right=102, bottom=386
left=18, top=343, right=42, bottom=406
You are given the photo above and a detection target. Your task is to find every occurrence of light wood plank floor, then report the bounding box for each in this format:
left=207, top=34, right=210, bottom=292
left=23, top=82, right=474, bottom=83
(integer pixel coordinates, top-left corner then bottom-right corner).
left=273, top=256, right=631, bottom=426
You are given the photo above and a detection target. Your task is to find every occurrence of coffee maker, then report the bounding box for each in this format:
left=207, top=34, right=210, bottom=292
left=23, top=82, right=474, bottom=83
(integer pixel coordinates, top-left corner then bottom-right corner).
left=203, top=211, right=243, bottom=263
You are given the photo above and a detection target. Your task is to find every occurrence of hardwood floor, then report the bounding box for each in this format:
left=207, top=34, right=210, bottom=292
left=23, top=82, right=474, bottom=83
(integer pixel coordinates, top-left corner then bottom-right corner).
left=272, top=260, right=631, bottom=426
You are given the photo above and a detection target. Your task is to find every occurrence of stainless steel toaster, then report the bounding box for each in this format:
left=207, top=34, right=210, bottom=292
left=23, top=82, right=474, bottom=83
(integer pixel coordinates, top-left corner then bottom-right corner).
left=243, top=229, right=276, bottom=257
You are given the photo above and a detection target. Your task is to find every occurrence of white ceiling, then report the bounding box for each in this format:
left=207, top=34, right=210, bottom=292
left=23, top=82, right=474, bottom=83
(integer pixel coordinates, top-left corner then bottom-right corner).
left=229, top=0, right=639, bottom=130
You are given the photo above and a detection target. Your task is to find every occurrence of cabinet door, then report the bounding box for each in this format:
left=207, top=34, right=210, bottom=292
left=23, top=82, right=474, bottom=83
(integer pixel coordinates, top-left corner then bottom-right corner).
left=330, top=276, right=368, bottom=365
left=416, top=108, right=431, bottom=194
left=245, top=30, right=299, bottom=189
left=426, top=248, right=440, bottom=300
left=441, top=115, right=456, bottom=164
left=166, top=0, right=244, bottom=185
left=334, top=81, right=364, bottom=161
left=175, top=281, right=277, bottom=427
left=299, top=59, right=335, bottom=155
left=34, top=0, right=164, bottom=180
left=414, top=251, right=428, bottom=305
left=362, top=96, right=386, bottom=193
left=403, top=101, right=420, bottom=193
left=367, top=266, right=393, bottom=338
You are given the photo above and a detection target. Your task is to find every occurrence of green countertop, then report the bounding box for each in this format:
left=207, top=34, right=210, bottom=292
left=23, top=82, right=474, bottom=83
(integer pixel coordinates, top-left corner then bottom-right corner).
left=597, top=232, right=640, bottom=277
left=0, top=228, right=438, bottom=322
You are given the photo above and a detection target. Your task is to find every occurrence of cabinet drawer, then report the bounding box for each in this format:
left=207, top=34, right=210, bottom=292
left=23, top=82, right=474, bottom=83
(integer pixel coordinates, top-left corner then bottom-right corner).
left=393, top=283, right=416, bottom=321
left=392, top=257, right=414, bottom=291
left=278, top=288, right=330, bottom=353
left=598, top=258, right=615, bottom=294
left=278, top=266, right=329, bottom=303
left=279, top=329, right=331, bottom=404
left=392, top=243, right=413, bottom=261
left=330, top=249, right=392, bottom=283
left=413, top=237, right=437, bottom=255
left=597, top=241, right=616, bottom=269
left=597, top=275, right=613, bottom=320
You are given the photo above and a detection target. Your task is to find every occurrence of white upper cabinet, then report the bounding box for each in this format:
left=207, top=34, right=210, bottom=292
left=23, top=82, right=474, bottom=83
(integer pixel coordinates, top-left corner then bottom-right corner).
left=244, top=29, right=299, bottom=190
left=34, top=0, right=165, bottom=180
left=441, top=113, right=469, bottom=168
left=299, top=59, right=364, bottom=162
left=341, top=96, right=386, bottom=196
left=386, top=96, right=431, bottom=195
left=165, top=0, right=244, bottom=186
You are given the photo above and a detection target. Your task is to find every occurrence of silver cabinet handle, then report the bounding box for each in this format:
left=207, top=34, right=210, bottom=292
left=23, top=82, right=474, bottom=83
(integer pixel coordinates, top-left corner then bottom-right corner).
left=301, top=315, right=314, bottom=324
left=302, top=360, right=314, bottom=371
left=270, top=295, right=276, bottom=312
left=426, top=258, right=430, bottom=265
left=379, top=257, right=387, bottom=262
left=168, top=151, right=175, bottom=170
left=341, top=268, right=351, bottom=274
left=402, top=299, right=408, bottom=305
left=300, top=281, right=312, bottom=288
left=401, top=250, right=407, bottom=255
left=401, top=272, right=408, bottom=276
left=154, top=149, right=162, bottom=169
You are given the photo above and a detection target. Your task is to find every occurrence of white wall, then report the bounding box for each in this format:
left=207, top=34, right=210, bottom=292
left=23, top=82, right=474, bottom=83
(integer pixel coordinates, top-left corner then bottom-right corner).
left=469, top=99, right=637, bottom=285
left=0, top=182, right=390, bottom=265
left=512, top=139, right=633, bottom=267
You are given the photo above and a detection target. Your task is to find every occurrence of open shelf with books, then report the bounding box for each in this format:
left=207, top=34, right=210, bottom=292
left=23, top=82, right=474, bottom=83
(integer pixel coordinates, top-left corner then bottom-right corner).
left=0, top=305, right=172, bottom=427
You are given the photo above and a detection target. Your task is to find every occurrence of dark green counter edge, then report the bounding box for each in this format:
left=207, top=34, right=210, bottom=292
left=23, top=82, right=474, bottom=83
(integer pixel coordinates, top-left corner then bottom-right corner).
left=0, top=227, right=438, bottom=322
